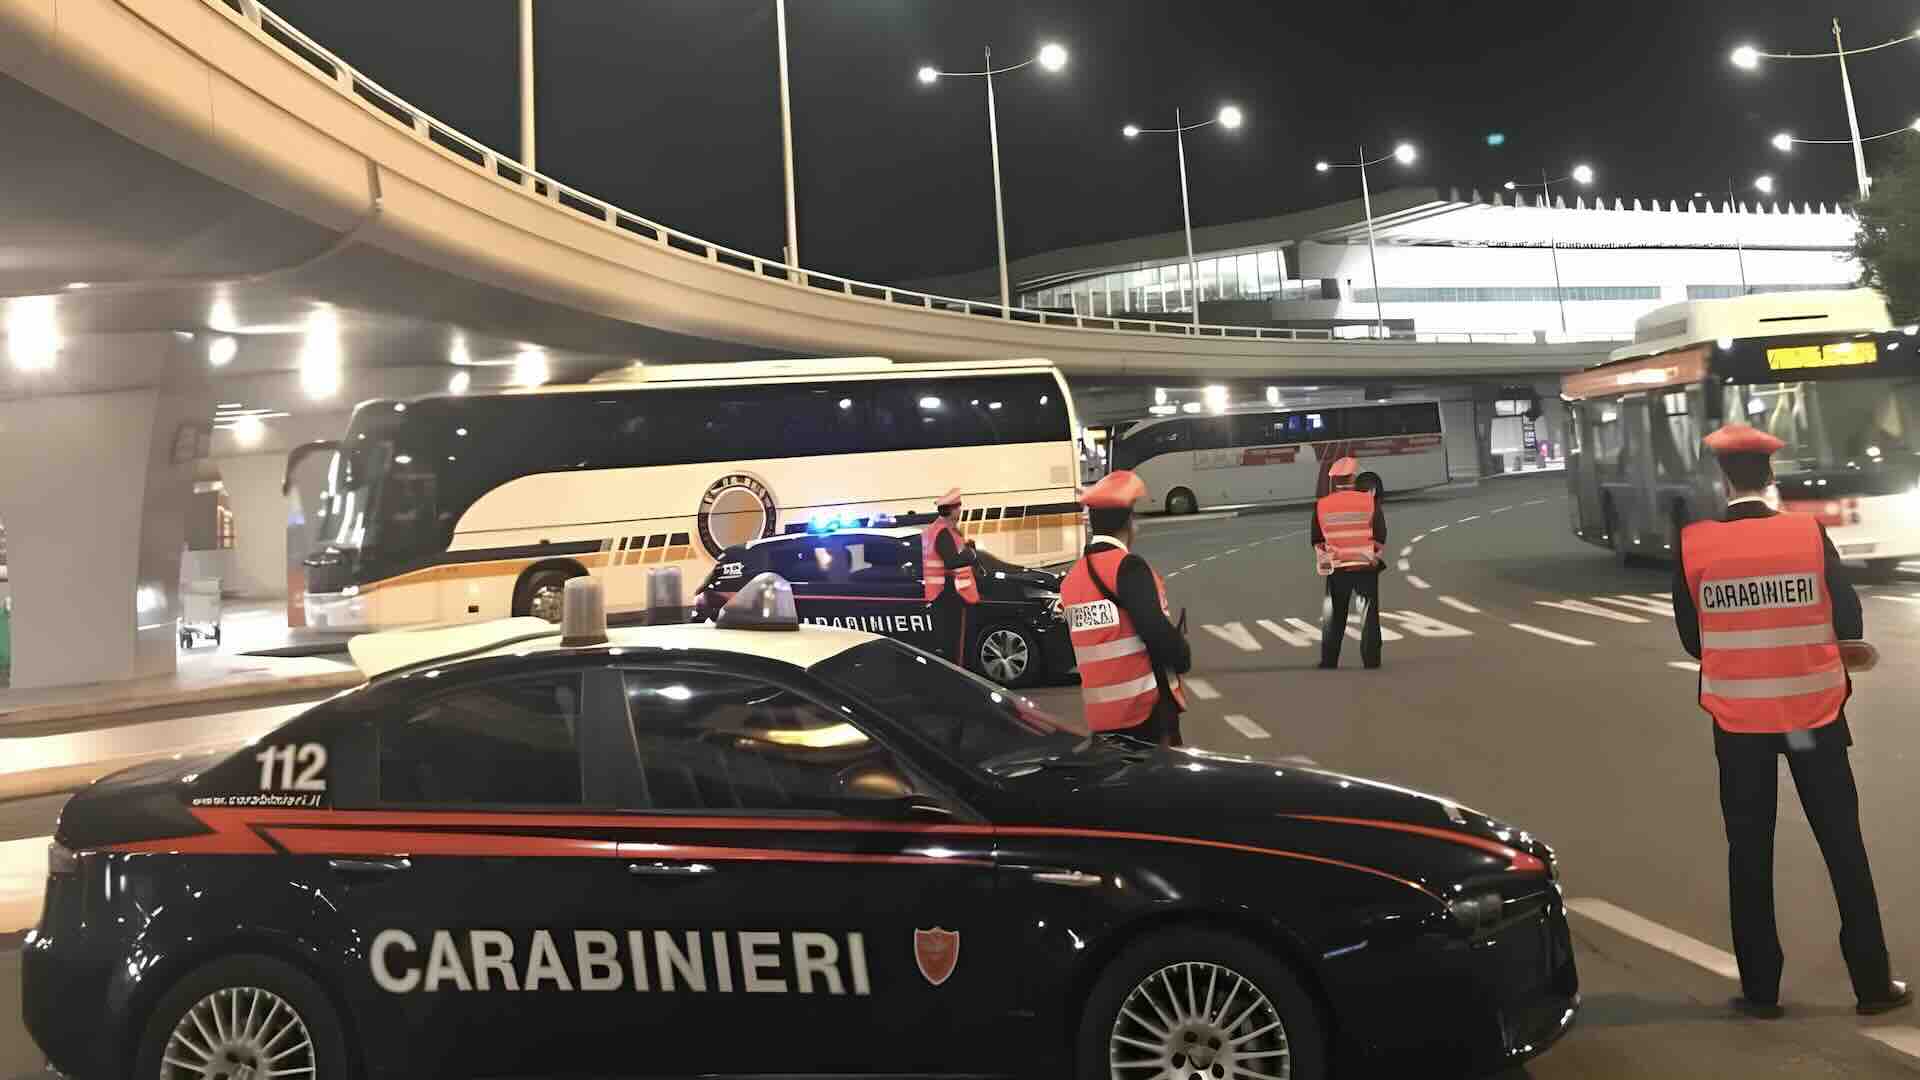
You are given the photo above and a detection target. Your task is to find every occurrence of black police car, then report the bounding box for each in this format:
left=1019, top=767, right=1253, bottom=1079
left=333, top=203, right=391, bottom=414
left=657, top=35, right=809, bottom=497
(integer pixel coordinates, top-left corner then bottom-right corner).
left=692, top=525, right=1074, bottom=687
left=24, top=580, right=1576, bottom=1080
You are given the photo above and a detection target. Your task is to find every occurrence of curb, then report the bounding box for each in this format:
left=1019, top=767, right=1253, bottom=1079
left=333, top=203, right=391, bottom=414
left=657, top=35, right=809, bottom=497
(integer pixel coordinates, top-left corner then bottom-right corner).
left=0, top=670, right=362, bottom=732
left=0, top=739, right=254, bottom=804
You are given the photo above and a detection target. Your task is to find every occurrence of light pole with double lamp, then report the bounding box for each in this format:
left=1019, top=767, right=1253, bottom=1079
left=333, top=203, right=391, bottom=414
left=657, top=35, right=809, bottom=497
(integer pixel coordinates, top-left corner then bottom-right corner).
left=1769, top=118, right=1920, bottom=199
left=1315, top=143, right=1417, bottom=337
left=918, top=43, right=1069, bottom=316
left=1503, top=164, right=1595, bottom=336
left=1122, top=105, right=1246, bottom=327
left=1732, top=21, right=1920, bottom=201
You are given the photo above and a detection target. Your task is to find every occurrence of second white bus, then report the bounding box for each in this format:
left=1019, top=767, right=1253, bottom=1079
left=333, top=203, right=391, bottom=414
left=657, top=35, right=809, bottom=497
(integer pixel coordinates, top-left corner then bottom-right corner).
left=286, top=357, right=1084, bottom=630
left=1109, top=401, right=1451, bottom=514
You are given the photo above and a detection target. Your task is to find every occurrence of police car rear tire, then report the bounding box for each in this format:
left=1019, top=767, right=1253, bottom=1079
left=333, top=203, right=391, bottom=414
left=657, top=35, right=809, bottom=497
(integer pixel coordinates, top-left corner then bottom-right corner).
left=135, top=954, right=352, bottom=1080
left=1077, top=927, right=1325, bottom=1080
left=971, top=622, right=1041, bottom=688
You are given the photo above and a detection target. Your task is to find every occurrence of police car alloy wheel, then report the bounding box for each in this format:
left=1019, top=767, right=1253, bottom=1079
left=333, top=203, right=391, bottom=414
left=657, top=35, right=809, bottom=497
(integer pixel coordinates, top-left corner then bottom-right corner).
left=1079, top=928, right=1323, bottom=1080
left=978, top=626, right=1033, bottom=685
left=137, top=955, right=349, bottom=1080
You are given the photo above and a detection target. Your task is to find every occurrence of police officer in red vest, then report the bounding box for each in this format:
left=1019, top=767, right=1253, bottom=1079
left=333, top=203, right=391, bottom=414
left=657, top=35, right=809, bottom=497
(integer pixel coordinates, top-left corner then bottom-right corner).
left=1312, top=457, right=1387, bottom=669
left=1676, top=423, right=1908, bottom=1019
left=1062, top=471, right=1191, bottom=746
left=921, top=487, right=980, bottom=666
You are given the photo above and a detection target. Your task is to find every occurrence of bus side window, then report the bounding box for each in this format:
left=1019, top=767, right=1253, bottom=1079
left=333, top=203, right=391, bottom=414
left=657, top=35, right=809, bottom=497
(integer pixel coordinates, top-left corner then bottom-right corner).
left=1192, top=417, right=1232, bottom=451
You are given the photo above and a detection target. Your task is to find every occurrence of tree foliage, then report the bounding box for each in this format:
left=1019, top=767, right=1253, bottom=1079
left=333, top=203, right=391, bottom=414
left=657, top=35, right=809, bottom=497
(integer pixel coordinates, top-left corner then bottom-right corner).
left=1854, top=139, right=1920, bottom=322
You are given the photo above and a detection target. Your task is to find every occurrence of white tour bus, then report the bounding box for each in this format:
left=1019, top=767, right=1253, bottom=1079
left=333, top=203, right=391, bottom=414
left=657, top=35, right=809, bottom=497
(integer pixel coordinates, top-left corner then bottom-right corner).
left=286, top=357, right=1083, bottom=630
left=1562, top=288, right=1920, bottom=576
left=1109, top=401, right=1451, bottom=514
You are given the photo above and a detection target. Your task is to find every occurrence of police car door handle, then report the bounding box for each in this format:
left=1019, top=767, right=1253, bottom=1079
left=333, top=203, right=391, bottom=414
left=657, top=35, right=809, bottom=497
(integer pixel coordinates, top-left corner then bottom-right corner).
left=628, top=860, right=718, bottom=878
left=327, top=857, right=411, bottom=875
left=1031, top=869, right=1103, bottom=888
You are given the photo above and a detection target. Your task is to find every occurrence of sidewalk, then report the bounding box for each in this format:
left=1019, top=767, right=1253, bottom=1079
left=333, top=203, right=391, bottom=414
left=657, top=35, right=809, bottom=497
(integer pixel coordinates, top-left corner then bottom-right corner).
left=0, top=651, right=359, bottom=732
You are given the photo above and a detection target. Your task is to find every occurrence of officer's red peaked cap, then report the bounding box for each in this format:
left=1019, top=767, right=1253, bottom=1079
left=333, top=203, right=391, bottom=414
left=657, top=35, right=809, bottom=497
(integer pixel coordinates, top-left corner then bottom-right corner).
left=1702, top=424, right=1784, bottom=457
left=1328, top=456, right=1360, bottom=478
left=1081, top=471, right=1148, bottom=509
left=937, top=487, right=964, bottom=507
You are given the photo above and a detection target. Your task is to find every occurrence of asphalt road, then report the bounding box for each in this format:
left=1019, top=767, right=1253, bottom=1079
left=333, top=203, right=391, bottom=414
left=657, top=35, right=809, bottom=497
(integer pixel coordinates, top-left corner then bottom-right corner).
left=3, top=475, right=1917, bottom=1077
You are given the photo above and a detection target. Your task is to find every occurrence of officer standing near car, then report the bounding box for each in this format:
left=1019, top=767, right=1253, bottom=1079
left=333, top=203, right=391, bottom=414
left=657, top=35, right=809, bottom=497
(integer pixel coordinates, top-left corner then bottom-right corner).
left=1675, top=423, right=1909, bottom=1020
left=1312, top=457, right=1387, bottom=669
left=921, top=487, right=980, bottom=665
left=1062, top=471, right=1191, bottom=746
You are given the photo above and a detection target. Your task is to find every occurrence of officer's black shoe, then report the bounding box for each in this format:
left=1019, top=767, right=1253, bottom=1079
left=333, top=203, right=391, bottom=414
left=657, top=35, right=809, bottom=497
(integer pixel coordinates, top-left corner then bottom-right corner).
left=1729, top=996, right=1785, bottom=1020
left=1316, top=661, right=1337, bottom=670
left=1858, top=979, right=1913, bottom=1016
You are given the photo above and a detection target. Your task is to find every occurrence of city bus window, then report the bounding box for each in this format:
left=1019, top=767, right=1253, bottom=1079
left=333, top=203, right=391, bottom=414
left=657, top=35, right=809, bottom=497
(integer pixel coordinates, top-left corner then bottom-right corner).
left=1192, top=417, right=1232, bottom=451
left=1112, top=420, right=1190, bottom=469
left=1734, top=383, right=1816, bottom=473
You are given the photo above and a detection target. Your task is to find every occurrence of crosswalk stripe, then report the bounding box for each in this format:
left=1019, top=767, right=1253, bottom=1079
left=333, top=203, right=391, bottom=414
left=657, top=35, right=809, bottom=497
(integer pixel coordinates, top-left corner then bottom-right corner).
left=1536, top=599, right=1646, bottom=624
left=1458, top=515, right=1481, bottom=523
left=1509, top=623, right=1597, bottom=646
left=1399, top=546, right=1413, bottom=558
left=1257, top=619, right=1318, bottom=648
left=1282, top=617, right=1323, bottom=642
left=1596, top=594, right=1674, bottom=616
left=1490, top=506, right=1513, bottom=514
left=1438, top=596, right=1481, bottom=615
left=1222, top=715, right=1272, bottom=740
left=1184, top=677, right=1221, bottom=700
left=1201, top=622, right=1263, bottom=652
left=1406, top=575, right=1431, bottom=590
left=1862, top=1027, right=1920, bottom=1065
left=1565, top=898, right=1740, bottom=980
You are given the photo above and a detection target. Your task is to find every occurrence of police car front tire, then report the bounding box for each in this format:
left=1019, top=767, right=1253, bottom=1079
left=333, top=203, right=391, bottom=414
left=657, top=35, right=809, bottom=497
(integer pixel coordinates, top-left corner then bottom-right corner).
left=136, top=954, right=351, bottom=1080
left=972, top=623, right=1041, bottom=687
left=1077, top=927, right=1324, bottom=1080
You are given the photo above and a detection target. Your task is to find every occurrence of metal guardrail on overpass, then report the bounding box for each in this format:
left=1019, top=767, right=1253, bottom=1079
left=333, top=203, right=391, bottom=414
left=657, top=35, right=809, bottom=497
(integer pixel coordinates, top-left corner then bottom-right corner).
left=0, top=0, right=1624, bottom=378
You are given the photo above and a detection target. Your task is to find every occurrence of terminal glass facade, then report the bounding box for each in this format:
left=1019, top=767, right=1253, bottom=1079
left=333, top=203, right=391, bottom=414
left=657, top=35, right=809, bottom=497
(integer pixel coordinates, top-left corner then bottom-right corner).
left=1020, top=248, right=1289, bottom=315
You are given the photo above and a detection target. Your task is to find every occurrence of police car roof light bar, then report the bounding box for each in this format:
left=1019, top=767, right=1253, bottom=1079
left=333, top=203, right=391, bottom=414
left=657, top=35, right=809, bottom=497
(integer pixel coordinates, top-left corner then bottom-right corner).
left=559, top=577, right=610, bottom=647
left=717, top=572, right=802, bottom=631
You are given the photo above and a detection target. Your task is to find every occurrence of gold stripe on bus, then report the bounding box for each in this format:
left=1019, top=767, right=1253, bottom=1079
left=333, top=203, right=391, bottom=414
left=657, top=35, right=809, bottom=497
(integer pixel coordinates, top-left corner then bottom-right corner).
left=357, top=551, right=614, bottom=596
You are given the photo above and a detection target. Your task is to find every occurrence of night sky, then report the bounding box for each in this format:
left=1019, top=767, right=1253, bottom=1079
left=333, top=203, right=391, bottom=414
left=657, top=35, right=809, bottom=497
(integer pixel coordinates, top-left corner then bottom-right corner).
left=270, top=0, right=1918, bottom=283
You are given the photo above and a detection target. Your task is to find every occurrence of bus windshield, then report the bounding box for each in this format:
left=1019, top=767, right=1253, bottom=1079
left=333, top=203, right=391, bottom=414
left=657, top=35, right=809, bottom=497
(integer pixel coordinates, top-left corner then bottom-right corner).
left=1730, top=377, right=1920, bottom=473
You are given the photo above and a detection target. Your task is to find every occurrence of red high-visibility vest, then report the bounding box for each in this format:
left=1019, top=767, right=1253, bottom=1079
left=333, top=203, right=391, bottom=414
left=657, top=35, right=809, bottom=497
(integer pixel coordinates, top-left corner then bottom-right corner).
left=921, top=518, right=980, bottom=604
left=1682, top=513, right=1846, bottom=734
left=1315, top=489, right=1379, bottom=574
left=1063, top=547, right=1185, bottom=732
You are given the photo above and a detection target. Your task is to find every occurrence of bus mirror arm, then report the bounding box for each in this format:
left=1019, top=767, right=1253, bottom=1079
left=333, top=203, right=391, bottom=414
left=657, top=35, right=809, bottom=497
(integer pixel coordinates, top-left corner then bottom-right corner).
left=284, top=440, right=344, bottom=495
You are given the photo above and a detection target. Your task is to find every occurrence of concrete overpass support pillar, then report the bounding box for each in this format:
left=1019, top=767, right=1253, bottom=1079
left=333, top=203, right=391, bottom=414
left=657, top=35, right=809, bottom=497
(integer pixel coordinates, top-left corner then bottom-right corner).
left=216, top=453, right=292, bottom=600
left=0, top=379, right=211, bottom=689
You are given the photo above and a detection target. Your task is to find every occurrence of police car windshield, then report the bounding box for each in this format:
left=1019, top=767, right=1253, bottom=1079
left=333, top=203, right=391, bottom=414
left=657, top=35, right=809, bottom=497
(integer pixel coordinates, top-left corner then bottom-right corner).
left=813, top=640, right=1090, bottom=776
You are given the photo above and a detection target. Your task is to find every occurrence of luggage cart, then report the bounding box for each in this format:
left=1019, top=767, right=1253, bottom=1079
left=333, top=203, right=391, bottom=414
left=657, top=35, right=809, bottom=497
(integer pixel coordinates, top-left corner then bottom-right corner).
left=179, top=578, right=223, bottom=650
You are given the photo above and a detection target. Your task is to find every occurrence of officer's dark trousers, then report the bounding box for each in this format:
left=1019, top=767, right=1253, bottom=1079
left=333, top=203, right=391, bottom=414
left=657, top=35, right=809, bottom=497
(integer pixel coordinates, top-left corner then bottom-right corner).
left=1320, top=569, right=1381, bottom=668
left=931, top=591, right=968, bottom=667
left=1715, top=728, right=1891, bottom=1003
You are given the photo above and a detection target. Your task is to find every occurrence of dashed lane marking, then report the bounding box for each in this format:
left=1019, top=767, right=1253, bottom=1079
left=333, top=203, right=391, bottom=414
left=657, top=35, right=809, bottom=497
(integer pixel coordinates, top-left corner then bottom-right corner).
left=1523, top=498, right=1548, bottom=506
left=1397, top=559, right=1412, bottom=572
left=1668, top=661, right=1701, bottom=672
left=1596, top=594, right=1675, bottom=616
left=1410, top=533, right=1427, bottom=544
left=1490, top=505, right=1513, bottom=514
left=1429, top=524, right=1449, bottom=533
left=1380, top=611, right=1473, bottom=637
left=1225, top=548, right=1242, bottom=555
left=1457, top=515, right=1481, bottom=523
left=1222, top=714, right=1272, bottom=740
left=1180, top=564, right=1199, bottom=572
left=1399, top=546, right=1414, bottom=558
left=1509, top=623, right=1597, bottom=646
left=1565, top=898, right=1741, bottom=980
left=1438, top=596, right=1481, bottom=615
left=1166, top=572, right=1180, bottom=579
left=1862, top=1027, right=1920, bottom=1066
left=1258, top=619, right=1319, bottom=648
left=1536, top=599, right=1647, bottom=624
left=1406, top=575, right=1431, bottom=590
left=1203, top=555, right=1219, bottom=562
left=1184, top=677, right=1221, bottom=700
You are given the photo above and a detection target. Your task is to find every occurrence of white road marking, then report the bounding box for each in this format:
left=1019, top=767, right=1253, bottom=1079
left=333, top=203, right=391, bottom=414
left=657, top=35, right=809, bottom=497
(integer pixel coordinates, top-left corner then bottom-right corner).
left=1668, top=661, right=1701, bottom=672
left=1565, top=898, right=1741, bottom=981
left=1257, top=619, right=1318, bottom=648
left=1490, top=505, right=1513, bottom=514
left=1509, top=623, right=1597, bottom=646
left=1180, top=564, right=1198, bottom=572
left=1222, top=714, right=1272, bottom=740
left=1380, top=611, right=1474, bottom=638
left=1166, top=572, right=1180, bottom=578
left=1457, top=515, right=1481, bottom=523
left=1536, top=599, right=1647, bottom=624
left=1202, top=555, right=1219, bottom=562
left=1405, top=575, right=1431, bottom=590
left=1524, top=498, right=1548, bottom=506
left=1201, top=622, right=1264, bottom=653
left=1399, top=546, right=1414, bottom=558
left=1438, top=596, right=1482, bottom=615
left=1348, top=620, right=1405, bottom=642
left=1862, top=1027, right=1920, bottom=1064
left=1410, top=534, right=1426, bottom=544
left=1275, top=754, right=1319, bottom=767
left=1646, top=592, right=1670, bottom=600
left=1283, top=617, right=1324, bottom=642
left=1397, top=559, right=1412, bottom=572
left=1429, top=524, right=1449, bottom=533
left=1597, top=594, right=1675, bottom=616
left=1225, top=548, right=1242, bottom=555
left=1184, top=676, right=1221, bottom=700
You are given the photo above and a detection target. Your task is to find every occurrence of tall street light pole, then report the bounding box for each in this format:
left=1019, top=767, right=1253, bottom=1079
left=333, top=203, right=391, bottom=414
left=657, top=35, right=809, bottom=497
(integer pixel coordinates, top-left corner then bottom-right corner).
left=518, top=0, right=535, bottom=171
left=1732, top=21, right=1920, bottom=201
left=918, top=43, right=1070, bottom=317
left=1504, top=164, right=1595, bottom=337
left=1123, top=104, right=1246, bottom=327
left=775, top=0, right=800, bottom=269
left=1316, top=143, right=1418, bottom=338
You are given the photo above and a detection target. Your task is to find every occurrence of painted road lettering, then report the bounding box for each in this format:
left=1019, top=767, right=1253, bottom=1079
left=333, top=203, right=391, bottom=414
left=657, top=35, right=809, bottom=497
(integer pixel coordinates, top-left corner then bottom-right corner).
left=1380, top=611, right=1473, bottom=638
left=1201, top=622, right=1264, bottom=652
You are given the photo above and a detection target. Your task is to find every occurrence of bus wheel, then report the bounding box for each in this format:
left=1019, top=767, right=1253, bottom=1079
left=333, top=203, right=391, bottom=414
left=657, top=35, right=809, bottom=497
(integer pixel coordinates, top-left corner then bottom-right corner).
left=1166, top=488, right=1198, bottom=516
left=516, top=566, right=582, bottom=622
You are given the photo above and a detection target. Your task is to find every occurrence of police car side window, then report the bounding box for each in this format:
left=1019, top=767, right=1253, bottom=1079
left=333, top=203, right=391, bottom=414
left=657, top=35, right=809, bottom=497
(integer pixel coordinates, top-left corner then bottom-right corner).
left=378, top=674, right=586, bottom=806
left=621, top=671, right=915, bottom=813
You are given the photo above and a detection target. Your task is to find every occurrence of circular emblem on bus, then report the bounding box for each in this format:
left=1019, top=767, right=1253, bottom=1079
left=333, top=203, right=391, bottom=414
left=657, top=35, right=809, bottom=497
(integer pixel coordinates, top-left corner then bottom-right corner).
left=697, top=473, right=779, bottom=558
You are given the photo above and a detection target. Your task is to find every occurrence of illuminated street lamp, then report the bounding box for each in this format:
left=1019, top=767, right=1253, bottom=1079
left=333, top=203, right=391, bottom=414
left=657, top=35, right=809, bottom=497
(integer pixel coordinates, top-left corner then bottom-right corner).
left=1730, top=20, right=1920, bottom=199
left=1314, top=142, right=1418, bottom=336
left=917, top=43, right=1069, bottom=316
left=1770, top=118, right=1920, bottom=190
left=1122, top=104, right=1246, bottom=326
left=1503, top=165, right=1596, bottom=335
